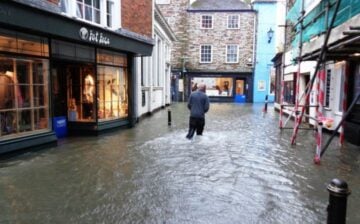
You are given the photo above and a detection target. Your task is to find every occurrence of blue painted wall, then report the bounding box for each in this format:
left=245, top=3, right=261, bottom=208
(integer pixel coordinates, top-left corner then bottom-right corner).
left=253, top=1, right=277, bottom=103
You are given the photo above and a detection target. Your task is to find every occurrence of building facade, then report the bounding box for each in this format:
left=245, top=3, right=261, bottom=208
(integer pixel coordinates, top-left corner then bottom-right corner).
left=275, top=0, right=360, bottom=146
left=157, top=0, right=256, bottom=102
left=135, top=5, right=176, bottom=118
left=0, top=0, right=154, bottom=154
left=252, top=0, right=281, bottom=103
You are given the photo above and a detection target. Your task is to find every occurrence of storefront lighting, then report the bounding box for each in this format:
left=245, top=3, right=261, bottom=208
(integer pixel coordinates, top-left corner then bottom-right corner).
left=267, top=28, right=274, bottom=43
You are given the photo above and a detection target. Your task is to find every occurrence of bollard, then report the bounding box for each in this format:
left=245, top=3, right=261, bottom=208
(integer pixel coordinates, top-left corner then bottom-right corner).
left=263, top=94, right=268, bottom=112
left=168, top=109, right=171, bottom=126
left=327, top=178, right=351, bottom=224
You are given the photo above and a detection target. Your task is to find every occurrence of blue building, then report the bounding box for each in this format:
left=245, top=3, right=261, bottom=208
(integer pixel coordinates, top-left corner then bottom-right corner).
left=252, top=0, right=278, bottom=103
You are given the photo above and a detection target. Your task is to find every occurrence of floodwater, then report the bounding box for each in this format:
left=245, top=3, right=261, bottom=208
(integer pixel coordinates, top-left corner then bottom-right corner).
left=0, top=103, right=359, bottom=224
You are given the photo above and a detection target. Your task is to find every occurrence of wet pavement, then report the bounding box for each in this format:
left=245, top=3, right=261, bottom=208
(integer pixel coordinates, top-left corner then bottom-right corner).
left=0, top=103, right=359, bottom=224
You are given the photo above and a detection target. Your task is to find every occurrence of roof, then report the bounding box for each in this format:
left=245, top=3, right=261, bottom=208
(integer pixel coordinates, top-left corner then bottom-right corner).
left=189, top=0, right=252, bottom=11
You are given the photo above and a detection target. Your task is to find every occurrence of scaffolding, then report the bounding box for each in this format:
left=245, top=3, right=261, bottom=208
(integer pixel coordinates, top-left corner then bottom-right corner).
left=279, top=0, right=343, bottom=164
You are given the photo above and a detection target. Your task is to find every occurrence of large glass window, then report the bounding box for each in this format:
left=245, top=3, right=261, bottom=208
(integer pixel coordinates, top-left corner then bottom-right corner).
left=191, top=77, right=233, bottom=97
left=97, top=50, right=128, bottom=121
left=0, top=57, right=49, bottom=138
left=200, top=45, right=212, bottom=63
left=97, top=66, right=128, bottom=120
left=284, top=81, right=295, bottom=104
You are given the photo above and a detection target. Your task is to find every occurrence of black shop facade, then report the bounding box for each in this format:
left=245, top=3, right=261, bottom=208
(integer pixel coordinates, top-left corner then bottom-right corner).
left=0, top=2, right=153, bottom=155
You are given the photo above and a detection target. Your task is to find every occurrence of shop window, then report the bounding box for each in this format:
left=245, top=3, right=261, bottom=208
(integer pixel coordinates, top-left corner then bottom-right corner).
left=0, top=57, right=49, bottom=139
left=284, top=81, right=295, bottom=104
left=191, top=77, right=233, bottom=97
left=269, top=68, right=276, bottom=95
left=97, top=66, right=128, bottom=120
left=325, top=69, right=331, bottom=108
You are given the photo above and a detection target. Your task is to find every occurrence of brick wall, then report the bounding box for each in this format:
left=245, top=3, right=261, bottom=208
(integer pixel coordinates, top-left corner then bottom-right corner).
left=122, top=0, right=153, bottom=38
left=46, top=0, right=59, bottom=4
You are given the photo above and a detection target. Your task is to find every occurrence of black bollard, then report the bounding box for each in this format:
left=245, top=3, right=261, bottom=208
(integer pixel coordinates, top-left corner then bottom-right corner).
left=327, top=178, right=351, bottom=224
left=263, top=94, right=268, bottom=112
left=168, top=109, right=171, bottom=126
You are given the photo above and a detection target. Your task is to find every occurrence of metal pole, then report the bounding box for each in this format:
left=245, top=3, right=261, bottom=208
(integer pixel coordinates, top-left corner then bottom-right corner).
left=263, top=94, right=268, bottom=112
left=327, top=178, right=351, bottom=224
left=290, top=0, right=342, bottom=145
left=168, top=108, right=171, bottom=126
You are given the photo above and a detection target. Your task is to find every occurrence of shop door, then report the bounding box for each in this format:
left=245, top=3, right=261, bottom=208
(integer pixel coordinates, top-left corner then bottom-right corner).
left=52, top=63, right=96, bottom=123
left=235, top=79, right=246, bottom=102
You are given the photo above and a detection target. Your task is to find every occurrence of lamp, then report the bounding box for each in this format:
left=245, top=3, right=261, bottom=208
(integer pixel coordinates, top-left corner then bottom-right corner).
left=267, top=28, right=274, bottom=43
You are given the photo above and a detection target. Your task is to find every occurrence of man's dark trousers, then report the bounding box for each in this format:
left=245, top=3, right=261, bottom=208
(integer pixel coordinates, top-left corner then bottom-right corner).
left=186, top=116, right=205, bottom=139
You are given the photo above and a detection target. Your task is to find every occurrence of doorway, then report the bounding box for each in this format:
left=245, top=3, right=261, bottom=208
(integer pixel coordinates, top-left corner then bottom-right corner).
left=52, top=62, right=96, bottom=123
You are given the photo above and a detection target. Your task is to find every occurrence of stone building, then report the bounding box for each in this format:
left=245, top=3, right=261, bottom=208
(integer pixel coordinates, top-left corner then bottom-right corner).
left=157, top=0, right=256, bottom=102
left=0, top=0, right=154, bottom=154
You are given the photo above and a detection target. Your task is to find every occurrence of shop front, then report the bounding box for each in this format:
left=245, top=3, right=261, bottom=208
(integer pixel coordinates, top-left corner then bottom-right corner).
left=186, top=73, right=253, bottom=103
left=0, top=1, right=153, bottom=154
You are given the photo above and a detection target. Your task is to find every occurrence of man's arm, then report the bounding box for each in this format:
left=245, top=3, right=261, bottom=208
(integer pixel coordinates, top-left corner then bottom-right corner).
left=204, top=96, right=210, bottom=113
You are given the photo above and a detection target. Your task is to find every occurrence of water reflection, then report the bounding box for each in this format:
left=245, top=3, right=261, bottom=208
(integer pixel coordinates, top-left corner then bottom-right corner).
left=0, top=103, right=359, bottom=223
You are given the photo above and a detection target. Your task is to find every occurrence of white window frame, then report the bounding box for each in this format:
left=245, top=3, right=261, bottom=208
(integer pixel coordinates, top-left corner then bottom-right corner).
left=227, top=15, right=240, bottom=29
left=156, top=0, right=171, bottom=4
left=226, top=44, right=239, bottom=63
left=201, top=15, right=213, bottom=29
left=200, top=45, right=212, bottom=63
left=60, top=0, right=120, bottom=29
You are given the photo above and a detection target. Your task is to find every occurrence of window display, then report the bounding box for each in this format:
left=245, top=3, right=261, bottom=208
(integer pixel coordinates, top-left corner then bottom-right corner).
left=191, top=77, right=233, bottom=97
left=97, top=50, right=128, bottom=121
left=97, top=66, right=128, bottom=120
left=0, top=57, right=49, bottom=138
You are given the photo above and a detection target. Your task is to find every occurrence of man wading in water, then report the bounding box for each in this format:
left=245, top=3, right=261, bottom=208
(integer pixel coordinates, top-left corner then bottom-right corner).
left=186, top=83, right=210, bottom=139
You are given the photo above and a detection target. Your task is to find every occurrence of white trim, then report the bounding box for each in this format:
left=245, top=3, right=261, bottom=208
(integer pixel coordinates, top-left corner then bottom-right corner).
left=227, top=15, right=240, bottom=29
left=199, top=44, right=213, bottom=63
left=200, top=15, right=214, bottom=29
left=225, top=44, right=239, bottom=63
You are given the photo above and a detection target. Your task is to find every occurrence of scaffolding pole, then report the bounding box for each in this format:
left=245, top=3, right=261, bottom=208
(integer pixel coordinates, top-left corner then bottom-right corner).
left=290, top=0, right=342, bottom=157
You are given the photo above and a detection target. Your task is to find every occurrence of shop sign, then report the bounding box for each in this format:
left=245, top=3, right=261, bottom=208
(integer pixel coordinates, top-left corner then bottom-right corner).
left=79, top=27, right=110, bottom=45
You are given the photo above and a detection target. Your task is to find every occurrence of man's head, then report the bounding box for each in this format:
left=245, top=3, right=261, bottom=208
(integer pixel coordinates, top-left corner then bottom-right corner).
left=198, top=83, right=206, bottom=92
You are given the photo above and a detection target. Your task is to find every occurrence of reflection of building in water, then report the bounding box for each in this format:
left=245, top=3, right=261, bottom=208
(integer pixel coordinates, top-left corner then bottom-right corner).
left=83, top=74, right=95, bottom=103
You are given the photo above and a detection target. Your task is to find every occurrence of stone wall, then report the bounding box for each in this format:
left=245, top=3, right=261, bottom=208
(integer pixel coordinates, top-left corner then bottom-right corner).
left=157, top=1, right=190, bottom=69
left=186, top=12, right=255, bottom=72
left=157, top=0, right=256, bottom=72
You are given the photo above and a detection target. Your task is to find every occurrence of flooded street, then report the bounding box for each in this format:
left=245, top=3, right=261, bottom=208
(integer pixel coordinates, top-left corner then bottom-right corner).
left=0, top=103, right=359, bottom=224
